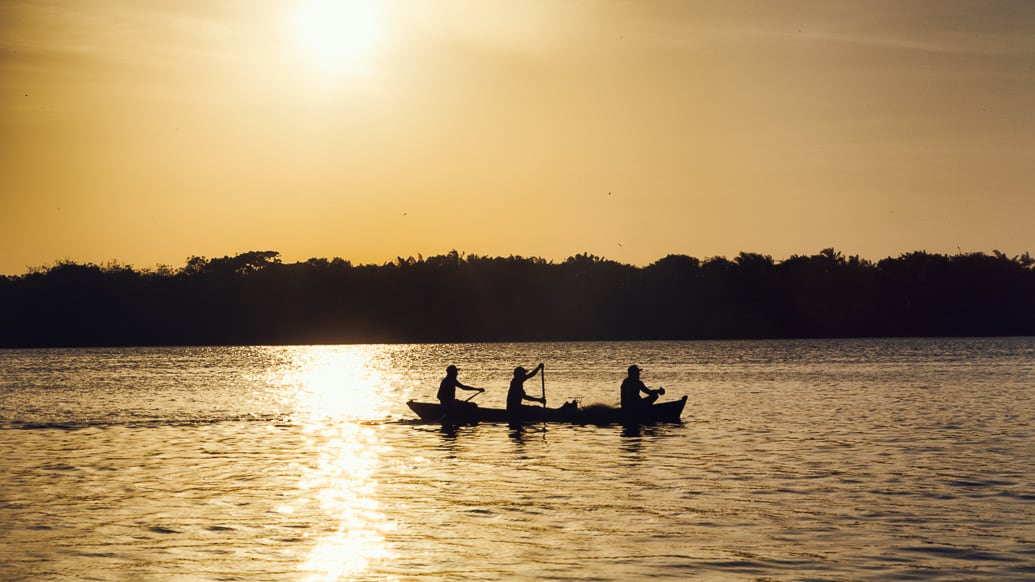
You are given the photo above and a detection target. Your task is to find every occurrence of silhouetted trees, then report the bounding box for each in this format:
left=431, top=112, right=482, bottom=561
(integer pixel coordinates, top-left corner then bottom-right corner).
left=1, top=249, right=1033, bottom=347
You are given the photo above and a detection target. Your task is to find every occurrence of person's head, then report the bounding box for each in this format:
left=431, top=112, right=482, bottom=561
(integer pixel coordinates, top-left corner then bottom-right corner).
left=628, top=364, right=641, bottom=377
left=446, top=364, right=458, bottom=376
left=513, top=366, right=527, bottom=377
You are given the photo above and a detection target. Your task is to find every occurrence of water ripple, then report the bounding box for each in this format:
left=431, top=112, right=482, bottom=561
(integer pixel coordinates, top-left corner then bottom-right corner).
left=2, top=339, right=1034, bottom=580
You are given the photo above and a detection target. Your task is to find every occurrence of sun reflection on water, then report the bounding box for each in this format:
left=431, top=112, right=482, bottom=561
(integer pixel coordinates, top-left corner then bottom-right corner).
left=279, top=346, right=396, bottom=422
left=273, top=346, right=397, bottom=580
left=297, top=422, right=394, bottom=580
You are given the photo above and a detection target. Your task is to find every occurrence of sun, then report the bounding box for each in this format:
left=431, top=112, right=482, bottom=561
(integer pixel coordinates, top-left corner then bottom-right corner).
left=292, top=0, right=382, bottom=73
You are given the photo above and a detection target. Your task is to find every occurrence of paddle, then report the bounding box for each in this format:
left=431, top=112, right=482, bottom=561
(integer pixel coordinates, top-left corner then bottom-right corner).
left=463, top=389, right=484, bottom=402
left=540, top=363, right=546, bottom=408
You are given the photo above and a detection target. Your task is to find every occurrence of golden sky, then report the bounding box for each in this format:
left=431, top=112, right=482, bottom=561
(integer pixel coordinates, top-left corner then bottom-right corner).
left=2, top=1, right=1033, bottom=274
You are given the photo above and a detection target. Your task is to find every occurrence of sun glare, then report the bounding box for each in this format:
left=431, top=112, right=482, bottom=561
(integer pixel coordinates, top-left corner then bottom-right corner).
left=293, top=0, right=381, bottom=73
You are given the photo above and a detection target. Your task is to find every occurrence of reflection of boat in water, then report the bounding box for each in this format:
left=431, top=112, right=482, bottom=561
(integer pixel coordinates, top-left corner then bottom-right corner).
left=406, top=395, right=687, bottom=425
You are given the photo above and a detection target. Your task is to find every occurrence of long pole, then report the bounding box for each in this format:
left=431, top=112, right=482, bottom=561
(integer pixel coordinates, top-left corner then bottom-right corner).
left=541, top=364, right=546, bottom=408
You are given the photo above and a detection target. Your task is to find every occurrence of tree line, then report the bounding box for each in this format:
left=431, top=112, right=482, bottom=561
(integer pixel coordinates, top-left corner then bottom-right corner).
left=1, top=248, right=1033, bottom=347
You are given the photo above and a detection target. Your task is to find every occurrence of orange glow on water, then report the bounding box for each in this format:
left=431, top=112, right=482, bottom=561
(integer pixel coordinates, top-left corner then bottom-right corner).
left=271, top=346, right=396, bottom=578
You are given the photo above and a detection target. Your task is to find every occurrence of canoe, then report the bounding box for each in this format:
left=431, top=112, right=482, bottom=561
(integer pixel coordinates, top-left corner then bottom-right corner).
left=580, top=395, right=688, bottom=425
left=406, top=395, right=687, bottom=425
left=405, top=400, right=580, bottom=424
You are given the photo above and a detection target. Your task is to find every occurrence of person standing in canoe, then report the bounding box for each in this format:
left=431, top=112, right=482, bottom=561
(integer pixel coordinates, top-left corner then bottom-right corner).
left=620, top=365, right=663, bottom=414
left=437, top=364, right=484, bottom=416
left=506, top=363, right=546, bottom=421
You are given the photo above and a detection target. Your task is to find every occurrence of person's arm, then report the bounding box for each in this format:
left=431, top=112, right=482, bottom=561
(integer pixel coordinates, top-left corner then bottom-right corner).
left=523, top=363, right=544, bottom=381
left=641, top=382, right=664, bottom=396
left=458, top=381, right=484, bottom=392
left=639, top=381, right=655, bottom=396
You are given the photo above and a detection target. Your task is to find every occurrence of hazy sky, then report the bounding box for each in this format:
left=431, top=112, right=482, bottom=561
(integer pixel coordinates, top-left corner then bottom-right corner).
left=2, top=1, right=1033, bottom=274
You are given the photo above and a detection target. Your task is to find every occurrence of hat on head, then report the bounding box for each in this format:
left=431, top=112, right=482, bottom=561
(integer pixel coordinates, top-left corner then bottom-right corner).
left=628, top=364, right=641, bottom=374
left=446, top=365, right=458, bottom=373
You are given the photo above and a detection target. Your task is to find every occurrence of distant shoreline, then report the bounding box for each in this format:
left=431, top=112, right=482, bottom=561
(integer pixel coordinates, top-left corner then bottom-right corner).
left=3, top=249, right=1033, bottom=348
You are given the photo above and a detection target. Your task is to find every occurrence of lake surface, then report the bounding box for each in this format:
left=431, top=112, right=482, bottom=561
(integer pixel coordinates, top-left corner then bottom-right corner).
left=2, top=338, right=1034, bottom=580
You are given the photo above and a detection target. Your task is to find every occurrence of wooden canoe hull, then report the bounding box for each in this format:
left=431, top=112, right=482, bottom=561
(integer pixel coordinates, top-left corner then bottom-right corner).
left=406, top=395, right=687, bottom=425
left=406, top=400, right=579, bottom=424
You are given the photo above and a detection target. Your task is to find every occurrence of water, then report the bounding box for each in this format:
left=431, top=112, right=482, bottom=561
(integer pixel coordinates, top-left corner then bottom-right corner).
left=1, top=338, right=1034, bottom=580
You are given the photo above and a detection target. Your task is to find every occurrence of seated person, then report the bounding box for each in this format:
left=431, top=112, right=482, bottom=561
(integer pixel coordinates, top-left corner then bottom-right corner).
left=620, top=364, right=661, bottom=414
left=437, top=364, right=483, bottom=418
left=506, top=363, right=545, bottom=421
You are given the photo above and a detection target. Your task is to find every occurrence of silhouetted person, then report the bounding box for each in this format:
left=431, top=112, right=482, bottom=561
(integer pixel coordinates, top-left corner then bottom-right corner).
left=437, top=364, right=483, bottom=419
left=506, top=363, right=545, bottom=422
left=620, top=365, right=661, bottom=415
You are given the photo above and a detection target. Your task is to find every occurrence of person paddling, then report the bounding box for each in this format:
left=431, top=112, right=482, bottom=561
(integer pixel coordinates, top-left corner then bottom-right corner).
left=620, top=364, right=663, bottom=415
left=506, top=363, right=546, bottom=422
left=437, top=364, right=484, bottom=419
